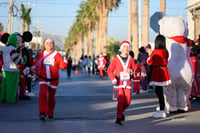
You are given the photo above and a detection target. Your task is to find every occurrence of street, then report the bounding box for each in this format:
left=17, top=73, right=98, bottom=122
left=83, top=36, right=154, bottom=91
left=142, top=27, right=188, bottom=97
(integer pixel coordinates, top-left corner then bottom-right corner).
left=0, top=70, right=200, bottom=133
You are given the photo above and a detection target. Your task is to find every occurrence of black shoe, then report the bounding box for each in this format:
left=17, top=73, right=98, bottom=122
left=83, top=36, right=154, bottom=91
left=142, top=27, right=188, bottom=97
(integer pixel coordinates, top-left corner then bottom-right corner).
left=19, top=96, right=30, bottom=100
left=40, top=112, right=46, bottom=121
left=122, top=114, right=125, bottom=122
left=48, top=116, right=54, bottom=121
left=177, top=109, right=187, bottom=113
left=115, top=118, right=122, bottom=125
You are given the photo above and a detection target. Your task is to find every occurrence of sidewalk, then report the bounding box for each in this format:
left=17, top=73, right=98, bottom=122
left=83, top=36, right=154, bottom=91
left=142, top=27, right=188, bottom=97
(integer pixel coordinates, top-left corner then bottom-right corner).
left=0, top=70, right=200, bottom=133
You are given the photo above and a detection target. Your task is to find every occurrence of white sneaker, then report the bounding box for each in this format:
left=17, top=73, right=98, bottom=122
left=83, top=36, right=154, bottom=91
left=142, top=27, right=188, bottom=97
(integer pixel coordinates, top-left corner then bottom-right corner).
left=27, top=92, right=35, bottom=96
left=140, top=89, right=148, bottom=93
left=156, top=106, right=169, bottom=114
left=152, top=111, right=166, bottom=118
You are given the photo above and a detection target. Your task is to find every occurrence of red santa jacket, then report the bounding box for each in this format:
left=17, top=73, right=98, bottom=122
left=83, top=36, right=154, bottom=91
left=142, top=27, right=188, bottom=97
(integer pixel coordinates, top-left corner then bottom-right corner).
left=33, top=51, right=67, bottom=88
left=147, top=49, right=171, bottom=86
left=107, top=55, right=135, bottom=89
left=98, top=57, right=107, bottom=69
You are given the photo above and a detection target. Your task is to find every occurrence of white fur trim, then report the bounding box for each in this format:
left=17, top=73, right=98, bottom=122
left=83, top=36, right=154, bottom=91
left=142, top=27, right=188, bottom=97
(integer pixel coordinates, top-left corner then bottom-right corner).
left=39, top=81, right=58, bottom=89
left=44, top=39, right=53, bottom=44
left=113, top=85, right=132, bottom=89
left=149, top=80, right=171, bottom=86
left=112, top=79, right=117, bottom=84
left=119, top=43, right=130, bottom=51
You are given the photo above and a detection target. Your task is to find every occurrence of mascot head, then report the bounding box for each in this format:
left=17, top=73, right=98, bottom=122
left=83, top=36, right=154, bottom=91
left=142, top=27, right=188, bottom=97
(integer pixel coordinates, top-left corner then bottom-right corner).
left=0, top=32, right=10, bottom=44
left=0, top=32, right=10, bottom=51
left=159, top=15, right=187, bottom=38
left=15, top=31, right=33, bottom=50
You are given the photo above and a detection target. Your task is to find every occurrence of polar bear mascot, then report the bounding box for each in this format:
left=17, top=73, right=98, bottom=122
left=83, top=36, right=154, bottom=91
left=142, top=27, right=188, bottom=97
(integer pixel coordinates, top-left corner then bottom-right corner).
left=159, top=15, right=193, bottom=114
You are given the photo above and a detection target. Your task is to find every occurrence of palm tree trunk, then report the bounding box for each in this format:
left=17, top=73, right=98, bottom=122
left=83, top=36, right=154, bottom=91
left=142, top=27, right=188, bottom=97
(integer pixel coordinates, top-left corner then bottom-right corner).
left=101, top=10, right=109, bottom=53
left=142, top=0, right=149, bottom=46
left=84, top=35, right=88, bottom=55
left=132, top=0, right=139, bottom=59
left=88, top=27, right=94, bottom=56
left=127, top=0, right=132, bottom=43
left=77, top=40, right=82, bottom=59
left=160, top=0, right=166, bottom=13
left=22, top=20, right=25, bottom=33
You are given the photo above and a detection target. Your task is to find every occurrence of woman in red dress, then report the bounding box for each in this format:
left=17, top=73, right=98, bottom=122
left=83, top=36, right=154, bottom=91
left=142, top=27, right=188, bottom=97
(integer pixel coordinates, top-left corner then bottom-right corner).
left=146, top=34, right=171, bottom=118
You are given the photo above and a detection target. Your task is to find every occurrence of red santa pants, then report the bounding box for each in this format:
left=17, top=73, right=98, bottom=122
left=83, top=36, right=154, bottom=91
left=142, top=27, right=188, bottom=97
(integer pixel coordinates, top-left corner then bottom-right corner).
left=19, top=75, right=26, bottom=96
left=117, top=88, right=131, bottom=119
left=99, top=68, right=104, bottom=77
left=133, top=81, right=140, bottom=94
left=39, top=84, right=56, bottom=117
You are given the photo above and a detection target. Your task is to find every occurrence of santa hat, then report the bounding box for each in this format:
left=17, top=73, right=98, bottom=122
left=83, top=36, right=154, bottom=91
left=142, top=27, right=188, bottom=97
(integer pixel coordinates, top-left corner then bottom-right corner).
left=119, top=40, right=130, bottom=51
left=44, top=39, right=55, bottom=45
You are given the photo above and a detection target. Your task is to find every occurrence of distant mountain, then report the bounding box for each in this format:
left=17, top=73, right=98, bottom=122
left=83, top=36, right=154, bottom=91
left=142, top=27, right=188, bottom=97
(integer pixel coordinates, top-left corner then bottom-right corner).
left=43, top=32, right=66, bottom=49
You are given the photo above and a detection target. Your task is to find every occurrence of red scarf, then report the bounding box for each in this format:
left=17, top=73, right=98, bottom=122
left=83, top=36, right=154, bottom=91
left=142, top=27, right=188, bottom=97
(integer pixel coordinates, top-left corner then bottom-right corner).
left=168, top=36, right=191, bottom=47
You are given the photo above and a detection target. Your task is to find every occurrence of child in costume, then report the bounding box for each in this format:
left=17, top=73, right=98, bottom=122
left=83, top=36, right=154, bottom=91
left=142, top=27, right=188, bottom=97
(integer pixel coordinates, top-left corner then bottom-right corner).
left=98, top=53, right=107, bottom=79
left=132, top=60, right=141, bottom=94
left=32, top=39, right=68, bottom=121
left=0, top=33, right=27, bottom=103
left=107, top=40, right=135, bottom=125
left=146, top=34, right=171, bottom=118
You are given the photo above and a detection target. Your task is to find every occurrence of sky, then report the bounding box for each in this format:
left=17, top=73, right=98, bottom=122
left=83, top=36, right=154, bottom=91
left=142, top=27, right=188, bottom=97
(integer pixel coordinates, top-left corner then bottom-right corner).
left=0, top=0, right=188, bottom=44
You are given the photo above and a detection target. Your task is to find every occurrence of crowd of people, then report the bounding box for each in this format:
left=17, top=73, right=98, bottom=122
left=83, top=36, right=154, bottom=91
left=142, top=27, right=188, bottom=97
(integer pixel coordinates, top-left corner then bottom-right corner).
left=1, top=29, right=200, bottom=125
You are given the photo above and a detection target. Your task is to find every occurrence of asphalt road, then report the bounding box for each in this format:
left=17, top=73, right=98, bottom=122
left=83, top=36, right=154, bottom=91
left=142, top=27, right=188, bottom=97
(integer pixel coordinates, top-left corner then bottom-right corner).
left=0, top=70, right=200, bottom=133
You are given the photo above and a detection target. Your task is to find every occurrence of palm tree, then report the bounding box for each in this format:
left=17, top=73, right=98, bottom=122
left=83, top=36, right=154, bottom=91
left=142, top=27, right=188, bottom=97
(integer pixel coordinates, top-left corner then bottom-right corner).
left=20, top=4, right=32, bottom=32
left=142, top=0, right=149, bottom=46
left=127, top=0, right=132, bottom=43
left=132, top=0, right=139, bottom=59
left=160, top=0, right=166, bottom=14
left=64, top=0, right=121, bottom=58
left=97, top=0, right=121, bottom=53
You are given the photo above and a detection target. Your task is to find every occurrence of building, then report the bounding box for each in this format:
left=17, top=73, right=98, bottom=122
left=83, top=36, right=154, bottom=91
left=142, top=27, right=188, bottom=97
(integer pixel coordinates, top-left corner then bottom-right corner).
left=186, top=0, right=200, bottom=41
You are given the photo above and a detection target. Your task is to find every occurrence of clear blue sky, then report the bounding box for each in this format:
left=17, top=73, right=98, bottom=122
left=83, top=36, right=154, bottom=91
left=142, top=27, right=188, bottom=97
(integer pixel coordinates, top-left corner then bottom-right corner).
left=0, top=0, right=188, bottom=43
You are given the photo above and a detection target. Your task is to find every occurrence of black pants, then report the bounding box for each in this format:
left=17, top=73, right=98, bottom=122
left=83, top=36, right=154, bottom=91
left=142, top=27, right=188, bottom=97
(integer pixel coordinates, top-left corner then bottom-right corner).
left=26, top=77, right=32, bottom=92
left=155, top=86, right=165, bottom=110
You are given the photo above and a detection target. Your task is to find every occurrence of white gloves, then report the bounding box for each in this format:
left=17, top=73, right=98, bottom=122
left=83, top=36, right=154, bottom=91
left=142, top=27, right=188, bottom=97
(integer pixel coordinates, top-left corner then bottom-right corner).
left=112, top=79, right=117, bottom=85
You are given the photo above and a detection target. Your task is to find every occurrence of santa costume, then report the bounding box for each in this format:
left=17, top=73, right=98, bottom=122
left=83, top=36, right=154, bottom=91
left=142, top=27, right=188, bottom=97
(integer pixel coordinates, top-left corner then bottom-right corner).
left=147, top=49, right=171, bottom=87
left=132, top=61, right=141, bottom=94
left=107, top=41, right=135, bottom=125
left=32, top=39, right=68, bottom=120
left=98, top=54, right=107, bottom=78
left=147, top=35, right=171, bottom=118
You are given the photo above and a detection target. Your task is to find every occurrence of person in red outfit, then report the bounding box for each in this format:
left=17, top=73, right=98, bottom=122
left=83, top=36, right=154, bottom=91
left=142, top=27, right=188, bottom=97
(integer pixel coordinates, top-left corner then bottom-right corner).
left=132, top=60, right=141, bottom=94
left=98, top=53, right=107, bottom=79
left=107, top=40, right=135, bottom=125
left=146, top=34, right=171, bottom=118
left=32, top=39, right=68, bottom=121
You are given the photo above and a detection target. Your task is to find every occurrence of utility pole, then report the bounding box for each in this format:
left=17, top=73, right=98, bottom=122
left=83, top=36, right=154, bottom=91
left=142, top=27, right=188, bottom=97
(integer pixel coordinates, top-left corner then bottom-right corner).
left=8, top=0, right=14, bottom=33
